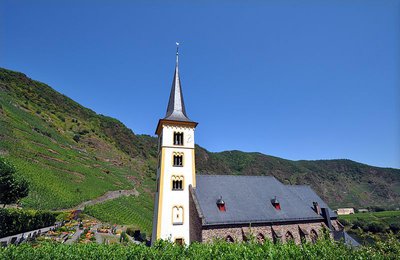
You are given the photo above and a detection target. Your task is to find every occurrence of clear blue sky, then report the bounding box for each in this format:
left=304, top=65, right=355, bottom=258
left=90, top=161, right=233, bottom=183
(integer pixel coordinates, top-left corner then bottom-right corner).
left=1, top=1, right=399, bottom=168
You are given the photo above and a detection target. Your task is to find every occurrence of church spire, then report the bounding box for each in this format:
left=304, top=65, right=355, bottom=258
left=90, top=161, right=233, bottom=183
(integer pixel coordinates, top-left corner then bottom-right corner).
left=164, top=43, right=192, bottom=122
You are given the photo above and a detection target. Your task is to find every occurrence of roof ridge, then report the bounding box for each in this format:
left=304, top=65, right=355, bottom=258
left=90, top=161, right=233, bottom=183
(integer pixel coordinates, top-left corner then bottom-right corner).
left=197, top=174, right=277, bottom=179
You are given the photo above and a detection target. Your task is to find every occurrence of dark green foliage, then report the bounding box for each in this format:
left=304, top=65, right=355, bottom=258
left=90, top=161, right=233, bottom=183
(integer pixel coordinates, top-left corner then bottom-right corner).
left=340, top=210, right=400, bottom=236
left=0, top=158, right=29, bottom=207
left=72, top=134, right=80, bottom=142
left=0, top=208, right=56, bottom=237
left=367, top=222, right=386, bottom=233
left=120, top=231, right=129, bottom=243
left=1, top=237, right=400, bottom=259
left=389, top=223, right=400, bottom=233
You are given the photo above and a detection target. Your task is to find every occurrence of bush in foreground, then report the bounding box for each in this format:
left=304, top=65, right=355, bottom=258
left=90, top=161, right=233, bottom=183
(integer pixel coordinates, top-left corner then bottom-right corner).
left=1, top=237, right=400, bottom=260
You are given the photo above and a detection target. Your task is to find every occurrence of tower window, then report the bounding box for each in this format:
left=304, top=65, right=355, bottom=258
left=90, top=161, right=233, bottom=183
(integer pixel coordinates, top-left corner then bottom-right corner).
left=174, top=238, right=184, bottom=245
left=172, top=176, right=184, bottom=190
left=174, top=132, right=184, bottom=146
left=172, top=206, right=184, bottom=225
left=173, top=153, right=183, bottom=167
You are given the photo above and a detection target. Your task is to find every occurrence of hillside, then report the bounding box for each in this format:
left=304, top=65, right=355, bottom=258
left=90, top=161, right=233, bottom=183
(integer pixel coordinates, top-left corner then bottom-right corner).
left=1, top=67, right=399, bottom=214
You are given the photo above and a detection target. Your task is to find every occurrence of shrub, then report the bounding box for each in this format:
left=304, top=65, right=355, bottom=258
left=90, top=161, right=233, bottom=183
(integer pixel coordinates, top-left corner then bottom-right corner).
left=73, top=134, right=80, bottom=142
left=1, top=238, right=400, bottom=259
left=0, top=209, right=57, bottom=237
left=366, top=222, right=386, bottom=233
left=352, top=219, right=368, bottom=231
left=389, top=223, right=400, bottom=233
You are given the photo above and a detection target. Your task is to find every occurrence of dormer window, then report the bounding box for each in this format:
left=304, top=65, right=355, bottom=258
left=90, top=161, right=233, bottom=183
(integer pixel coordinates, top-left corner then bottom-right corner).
left=173, top=153, right=183, bottom=167
left=271, top=196, right=281, bottom=210
left=216, top=196, right=226, bottom=212
left=174, top=132, right=184, bottom=146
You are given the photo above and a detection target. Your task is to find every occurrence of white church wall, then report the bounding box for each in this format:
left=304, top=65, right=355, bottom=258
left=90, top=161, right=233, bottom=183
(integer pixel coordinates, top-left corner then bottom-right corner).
left=154, top=124, right=196, bottom=244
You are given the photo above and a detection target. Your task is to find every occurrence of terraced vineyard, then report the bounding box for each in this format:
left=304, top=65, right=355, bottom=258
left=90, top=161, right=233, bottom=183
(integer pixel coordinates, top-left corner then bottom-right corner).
left=339, top=210, right=400, bottom=235
left=340, top=211, right=400, bottom=222
left=0, top=68, right=158, bottom=210
left=84, top=194, right=154, bottom=234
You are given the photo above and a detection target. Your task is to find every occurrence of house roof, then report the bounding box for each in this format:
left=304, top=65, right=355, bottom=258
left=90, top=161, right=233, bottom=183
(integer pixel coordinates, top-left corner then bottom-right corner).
left=285, top=185, right=337, bottom=218
left=193, top=175, right=335, bottom=226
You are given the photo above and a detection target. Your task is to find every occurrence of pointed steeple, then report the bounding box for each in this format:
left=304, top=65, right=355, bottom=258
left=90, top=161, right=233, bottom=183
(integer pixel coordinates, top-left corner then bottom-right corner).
left=164, top=43, right=192, bottom=122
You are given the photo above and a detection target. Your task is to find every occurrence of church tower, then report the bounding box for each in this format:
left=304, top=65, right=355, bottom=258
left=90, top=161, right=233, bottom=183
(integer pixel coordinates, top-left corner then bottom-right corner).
left=151, top=46, right=198, bottom=245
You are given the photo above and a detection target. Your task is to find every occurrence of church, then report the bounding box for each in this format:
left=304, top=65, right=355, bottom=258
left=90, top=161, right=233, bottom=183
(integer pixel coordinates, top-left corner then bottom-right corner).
left=151, top=48, right=357, bottom=246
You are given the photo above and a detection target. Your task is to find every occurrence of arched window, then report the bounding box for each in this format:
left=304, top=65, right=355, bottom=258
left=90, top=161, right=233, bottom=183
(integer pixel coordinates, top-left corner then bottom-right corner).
left=172, top=206, right=183, bottom=225
left=257, top=233, right=265, bottom=244
left=285, top=231, right=294, bottom=243
left=272, top=229, right=282, bottom=244
left=310, top=229, right=318, bottom=244
left=225, top=235, right=234, bottom=243
left=175, top=238, right=184, bottom=245
left=300, top=230, right=306, bottom=244
left=173, top=152, right=183, bottom=167
left=172, top=176, right=183, bottom=190
left=174, top=132, right=184, bottom=146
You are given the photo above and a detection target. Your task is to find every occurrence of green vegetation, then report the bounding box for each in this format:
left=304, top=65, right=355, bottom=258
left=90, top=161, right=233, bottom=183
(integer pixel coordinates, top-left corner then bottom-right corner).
left=339, top=211, right=400, bottom=235
left=0, top=157, right=29, bottom=207
left=84, top=195, right=153, bottom=234
left=1, top=67, right=400, bottom=234
left=0, top=68, right=157, bottom=210
left=1, top=238, right=400, bottom=259
left=0, top=208, right=57, bottom=237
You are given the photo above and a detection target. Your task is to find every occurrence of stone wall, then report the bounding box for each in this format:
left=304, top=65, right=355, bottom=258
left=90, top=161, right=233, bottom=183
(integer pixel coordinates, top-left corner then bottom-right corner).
left=201, top=221, right=327, bottom=244
left=189, top=187, right=203, bottom=243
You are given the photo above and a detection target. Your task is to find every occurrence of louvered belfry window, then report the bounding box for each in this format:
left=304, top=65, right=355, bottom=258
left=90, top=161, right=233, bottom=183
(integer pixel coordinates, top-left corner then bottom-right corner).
left=173, top=154, right=183, bottom=167
left=174, top=132, right=184, bottom=145
left=172, top=176, right=183, bottom=190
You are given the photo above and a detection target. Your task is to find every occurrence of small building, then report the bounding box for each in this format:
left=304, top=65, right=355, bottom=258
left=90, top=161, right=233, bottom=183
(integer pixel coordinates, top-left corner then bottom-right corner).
left=336, top=208, right=355, bottom=215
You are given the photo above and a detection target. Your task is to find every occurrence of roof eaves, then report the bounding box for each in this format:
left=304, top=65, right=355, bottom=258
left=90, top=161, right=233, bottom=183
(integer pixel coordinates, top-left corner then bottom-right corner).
left=190, top=186, right=206, bottom=225
left=202, top=216, right=325, bottom=226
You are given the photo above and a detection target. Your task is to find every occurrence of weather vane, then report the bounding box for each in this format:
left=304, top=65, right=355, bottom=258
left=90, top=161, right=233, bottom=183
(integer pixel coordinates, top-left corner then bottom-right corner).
left=176, top=42, right=180, bottom=64
left=176, top=42, right=180, bottom=55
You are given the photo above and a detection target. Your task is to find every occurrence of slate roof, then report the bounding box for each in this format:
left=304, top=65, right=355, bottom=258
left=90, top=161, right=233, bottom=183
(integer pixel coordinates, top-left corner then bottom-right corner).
left=164, top=52, right=193, bottom=122
left=286, top=185, right=337, bottom=218
left=193, top=175, right=335, bottom=226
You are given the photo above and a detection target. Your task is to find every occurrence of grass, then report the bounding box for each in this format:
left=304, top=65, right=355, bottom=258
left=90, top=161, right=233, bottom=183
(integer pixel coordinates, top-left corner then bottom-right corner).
left=339, top=210, right=400, bottom=225
left=84, top=194, right=154, bottom=234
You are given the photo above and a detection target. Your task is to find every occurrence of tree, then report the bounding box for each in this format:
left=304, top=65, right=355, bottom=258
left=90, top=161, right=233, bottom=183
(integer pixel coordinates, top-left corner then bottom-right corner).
left=0, top=158, right=29, bottom=207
